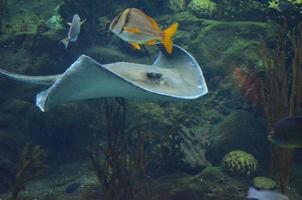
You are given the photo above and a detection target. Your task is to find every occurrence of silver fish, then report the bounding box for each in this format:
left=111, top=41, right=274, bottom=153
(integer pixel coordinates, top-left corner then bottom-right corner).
left=61, top=14, right=86, bottom=49
left=109, top=8, right=178, bottom=54
left=246, top=187, right=289, bottom=200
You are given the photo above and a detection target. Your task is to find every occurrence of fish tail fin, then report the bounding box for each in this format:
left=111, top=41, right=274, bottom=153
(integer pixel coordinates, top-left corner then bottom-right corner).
left=161, top=22, right=179, bottom=54
left=60, top=38, right=69, bottom=49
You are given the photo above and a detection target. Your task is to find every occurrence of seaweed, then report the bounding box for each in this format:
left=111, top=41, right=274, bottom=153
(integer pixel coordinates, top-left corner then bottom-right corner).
left=260, top=21, right=302, bottom=194
left=88, top=98, right=147, bottom=200
left=10, top=144, right=48, bottom=200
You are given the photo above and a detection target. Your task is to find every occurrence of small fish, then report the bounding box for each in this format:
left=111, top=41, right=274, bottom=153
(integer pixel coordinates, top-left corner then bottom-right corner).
left=268, top=116, right=302, bottom=148
left=246, top=187, right=289, bottom=200
left=61, top=14, right=86, bottom=49
left=109, top=8, right=178, bottom=54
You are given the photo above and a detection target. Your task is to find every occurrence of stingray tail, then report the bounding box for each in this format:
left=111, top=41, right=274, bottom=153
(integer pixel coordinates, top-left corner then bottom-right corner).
left=60, top=38, right=69, bottom=49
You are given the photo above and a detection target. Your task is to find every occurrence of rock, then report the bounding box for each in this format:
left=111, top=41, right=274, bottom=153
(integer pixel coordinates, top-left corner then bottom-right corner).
left=206, top=110, right=268, bottom=165
left=145, top=167, right=248, bottom=200
left=217, top=0, right=266, bottom=21
left=65, top=182, right=81, bottom=193
left=252, top=177, right=277, bottom=190
left=221, top=150, right=258, bottom=176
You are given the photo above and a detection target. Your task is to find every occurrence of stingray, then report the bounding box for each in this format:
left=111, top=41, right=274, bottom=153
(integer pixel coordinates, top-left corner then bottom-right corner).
left=0, top=44, right=208, bottom=111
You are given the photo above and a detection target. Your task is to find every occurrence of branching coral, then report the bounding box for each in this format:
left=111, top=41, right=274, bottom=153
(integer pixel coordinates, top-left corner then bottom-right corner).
left=88, top=98, right=147, bottom=200
left=10, top=144, right=48, bottom=200
left=260, top=22, right=302, bottom=193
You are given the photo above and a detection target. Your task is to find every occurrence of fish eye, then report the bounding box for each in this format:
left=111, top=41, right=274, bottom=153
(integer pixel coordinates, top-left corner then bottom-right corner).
left=110, top=14, right=121, bottom=30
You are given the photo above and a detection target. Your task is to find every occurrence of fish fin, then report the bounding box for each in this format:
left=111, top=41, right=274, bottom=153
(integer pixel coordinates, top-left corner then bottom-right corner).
left=145, top=39, right=157, bottom=46
left=129, top=42, right=141, bottom=50
left=60, top=38, right=69, bottom=49
left=124, top=27, right=141, bottom=34
left=67, top=22, right=72, bottom=26
left=161, top=22, right=179, bottom=54
left=81, top=19, right=86, bottom=25
left=147, top=16, right=161, bottom=32
left=70, top=35, right=78, bottom=42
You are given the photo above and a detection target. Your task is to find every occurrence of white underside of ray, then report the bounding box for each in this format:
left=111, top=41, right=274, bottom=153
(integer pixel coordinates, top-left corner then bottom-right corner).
left=0, top=44, right=208, bottom=111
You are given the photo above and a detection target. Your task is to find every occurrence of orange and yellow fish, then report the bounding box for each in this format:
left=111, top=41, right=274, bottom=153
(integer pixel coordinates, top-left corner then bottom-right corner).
left=109, top=8, right=179, bottom=54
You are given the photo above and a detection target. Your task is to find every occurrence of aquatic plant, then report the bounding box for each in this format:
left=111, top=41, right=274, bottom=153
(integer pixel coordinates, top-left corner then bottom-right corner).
left=221, top=150, right=257, bottom=176
left=260, top=21, right=302, bottom=193
left=88, top=98, right=147, bottom=200
left=188, top=0, right=217, bottom=18
left=232, top=68, right=264, bottom=112
left=10, top=144, right=48, bottom=200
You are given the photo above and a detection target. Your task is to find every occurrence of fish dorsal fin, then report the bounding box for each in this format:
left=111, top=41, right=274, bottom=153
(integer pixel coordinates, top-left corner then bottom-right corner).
left=67, top=22, right=72, bottom=26
left=129, top=42, right=141, bottom=50
left=147, top=16, right=161, bottom=32
left=81, top=19, right=87, bottom=25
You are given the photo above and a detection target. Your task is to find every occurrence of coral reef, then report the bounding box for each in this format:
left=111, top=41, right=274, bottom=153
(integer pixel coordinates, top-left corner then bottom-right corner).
left=1, top=1, right=302, bottom=199
left=221, top=150, right=257, bottom=176
left=252, top=177, right=277, bottom=190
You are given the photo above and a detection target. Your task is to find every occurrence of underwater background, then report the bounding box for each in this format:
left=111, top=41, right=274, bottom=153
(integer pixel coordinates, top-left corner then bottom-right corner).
left=0, top=0, right=302, bottom=199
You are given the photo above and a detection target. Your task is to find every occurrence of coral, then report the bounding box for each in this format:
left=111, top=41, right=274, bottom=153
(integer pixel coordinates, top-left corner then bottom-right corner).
left=221, top=150, right=257, bottom=176
left=168, top=0, right=187, bottom=12
left=11, top=144, right=48, bottom=200
left=217, top=0, right=266, bottom=21
left=88, top=99, right=145, bottom=200
left=188, top=0, right=217, bottom=18
left=260, top=22, right=302, bottom=193
left=252, top=177, right=277, bottom=190
left=47, top=7, right=63, bottom=30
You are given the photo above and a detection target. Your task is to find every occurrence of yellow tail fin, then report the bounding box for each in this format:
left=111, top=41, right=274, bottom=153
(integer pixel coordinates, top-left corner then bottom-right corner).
left=162, top=22, right=179, bottom=54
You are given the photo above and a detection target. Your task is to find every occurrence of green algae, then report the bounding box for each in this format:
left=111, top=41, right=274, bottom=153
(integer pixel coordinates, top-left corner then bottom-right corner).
left=252, top=177, right=277, bottom=190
